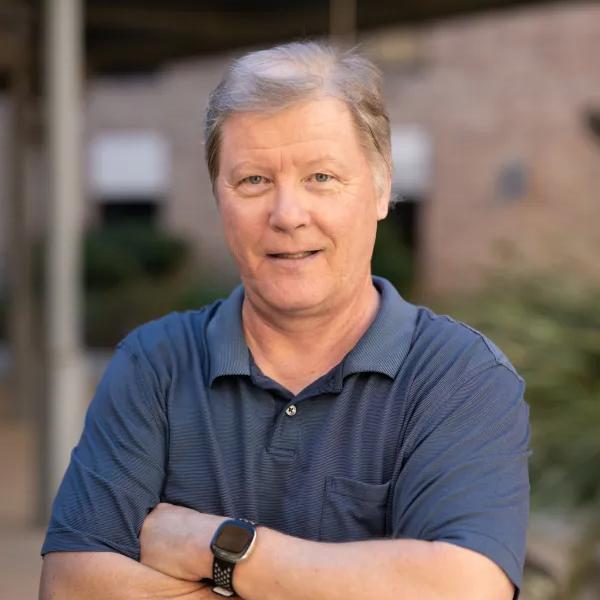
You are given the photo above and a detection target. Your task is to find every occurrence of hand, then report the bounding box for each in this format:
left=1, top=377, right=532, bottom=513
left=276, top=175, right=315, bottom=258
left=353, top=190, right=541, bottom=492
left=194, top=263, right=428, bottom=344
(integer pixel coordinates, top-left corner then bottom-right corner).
left=140, top=502, right=227, bottom=582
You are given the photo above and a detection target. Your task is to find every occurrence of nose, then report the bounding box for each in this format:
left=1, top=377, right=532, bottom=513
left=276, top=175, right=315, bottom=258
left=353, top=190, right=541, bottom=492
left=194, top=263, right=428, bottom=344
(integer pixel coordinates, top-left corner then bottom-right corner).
left=268, top=183, right=310, bottom=232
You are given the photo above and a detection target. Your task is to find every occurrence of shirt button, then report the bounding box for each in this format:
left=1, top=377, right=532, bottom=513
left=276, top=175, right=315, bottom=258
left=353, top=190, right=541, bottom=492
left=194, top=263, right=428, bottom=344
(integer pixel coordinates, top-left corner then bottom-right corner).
left=285, top=404, right=297, bottom=417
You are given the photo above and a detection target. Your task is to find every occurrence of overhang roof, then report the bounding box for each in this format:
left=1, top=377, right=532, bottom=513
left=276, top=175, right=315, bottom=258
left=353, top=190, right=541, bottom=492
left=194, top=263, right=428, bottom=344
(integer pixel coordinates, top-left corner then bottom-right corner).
left=0, top=0, right=565, bottom=84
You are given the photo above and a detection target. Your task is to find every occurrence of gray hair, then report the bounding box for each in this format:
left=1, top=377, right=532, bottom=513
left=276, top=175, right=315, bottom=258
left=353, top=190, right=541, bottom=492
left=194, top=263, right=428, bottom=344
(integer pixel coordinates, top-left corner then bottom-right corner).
left=204, top=41, right=392, bottom=198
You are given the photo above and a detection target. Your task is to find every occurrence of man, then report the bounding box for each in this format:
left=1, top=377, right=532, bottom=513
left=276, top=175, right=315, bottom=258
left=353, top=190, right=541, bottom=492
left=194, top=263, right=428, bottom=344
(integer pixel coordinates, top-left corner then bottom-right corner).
left=40, top=41, right=530, bottom=600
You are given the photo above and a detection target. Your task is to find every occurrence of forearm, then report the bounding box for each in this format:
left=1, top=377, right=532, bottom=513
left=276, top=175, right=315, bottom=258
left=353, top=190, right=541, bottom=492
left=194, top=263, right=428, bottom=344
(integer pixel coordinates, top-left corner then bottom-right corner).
left=138, top=504, right=514, bottom=600
left=234, top=528, right=514, bottom=600
left=39, top=551, right=213, bottom=600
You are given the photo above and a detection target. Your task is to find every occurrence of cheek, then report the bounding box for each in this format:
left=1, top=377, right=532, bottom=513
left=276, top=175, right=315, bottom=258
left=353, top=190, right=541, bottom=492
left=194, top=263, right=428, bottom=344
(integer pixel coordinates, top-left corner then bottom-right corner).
left=324, top=213, right=377, bottom=266
left=336, top=206, right=379, bottom=262
left=219, top=205, right=244, bottom=250
left=337, top=194, right=380, bottom=239
left=219, top=203, right=262, bottom=258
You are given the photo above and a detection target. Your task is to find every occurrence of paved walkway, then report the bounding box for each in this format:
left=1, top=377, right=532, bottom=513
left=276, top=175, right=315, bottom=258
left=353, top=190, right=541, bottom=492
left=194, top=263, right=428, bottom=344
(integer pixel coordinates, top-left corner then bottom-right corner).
left=0, top=524, right=45, bottom=600
left=0, top=349, right=113, bottom=599
left=0, top=420, right=45, bottom=600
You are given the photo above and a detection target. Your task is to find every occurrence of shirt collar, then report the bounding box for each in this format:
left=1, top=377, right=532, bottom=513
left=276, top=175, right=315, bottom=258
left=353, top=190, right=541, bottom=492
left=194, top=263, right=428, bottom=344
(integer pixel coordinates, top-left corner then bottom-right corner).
left=207, top=284, right=250, bottom=385
left=342, top=276, right=418, bottom=380
left=206, top=276, right=418, bottom=386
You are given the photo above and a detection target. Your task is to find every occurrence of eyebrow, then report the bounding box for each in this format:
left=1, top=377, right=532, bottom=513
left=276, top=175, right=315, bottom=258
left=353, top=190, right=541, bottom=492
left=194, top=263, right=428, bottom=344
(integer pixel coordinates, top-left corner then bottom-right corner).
left=227, top=161, right=263, bottom=179
left=303, top=155, right=346, bottom=168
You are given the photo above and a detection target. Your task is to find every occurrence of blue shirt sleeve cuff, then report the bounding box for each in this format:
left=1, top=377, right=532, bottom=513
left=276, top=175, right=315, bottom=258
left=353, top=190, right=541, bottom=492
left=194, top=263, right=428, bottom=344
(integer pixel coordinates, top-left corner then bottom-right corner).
left=41, top=526, right=140, bottom=561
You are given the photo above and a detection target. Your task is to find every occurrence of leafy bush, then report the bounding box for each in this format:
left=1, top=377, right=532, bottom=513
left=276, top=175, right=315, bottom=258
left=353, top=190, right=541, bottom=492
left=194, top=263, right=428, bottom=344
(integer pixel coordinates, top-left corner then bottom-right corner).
left=85, top=273, right=232, bottom=348
left=84, top=224, right=189, bottom=290
left=39, top=223, right=231, bottom=346
left=81, top=224, right=234, bottom=346
left=435, top=273, right=600, bottom=509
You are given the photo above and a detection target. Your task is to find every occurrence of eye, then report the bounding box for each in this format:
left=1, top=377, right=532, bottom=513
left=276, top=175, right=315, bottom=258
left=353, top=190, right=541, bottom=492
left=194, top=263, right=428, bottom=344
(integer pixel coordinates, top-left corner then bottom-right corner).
left=241, top=175, right=268, bottom=185
left=310, top=172, right=333, bottom=183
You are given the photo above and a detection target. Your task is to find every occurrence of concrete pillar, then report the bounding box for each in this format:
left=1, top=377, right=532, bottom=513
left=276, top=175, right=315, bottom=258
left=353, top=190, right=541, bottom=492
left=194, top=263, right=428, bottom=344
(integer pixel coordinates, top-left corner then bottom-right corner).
left=42, top=0, right=87, bottom=519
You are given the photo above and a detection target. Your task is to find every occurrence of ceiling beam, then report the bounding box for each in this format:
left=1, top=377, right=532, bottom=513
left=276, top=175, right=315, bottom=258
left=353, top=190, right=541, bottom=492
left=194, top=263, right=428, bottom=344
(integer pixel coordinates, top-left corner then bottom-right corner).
left=87, top=5, right=319, bottom=36
left=86, top=7, right=329, bottom=73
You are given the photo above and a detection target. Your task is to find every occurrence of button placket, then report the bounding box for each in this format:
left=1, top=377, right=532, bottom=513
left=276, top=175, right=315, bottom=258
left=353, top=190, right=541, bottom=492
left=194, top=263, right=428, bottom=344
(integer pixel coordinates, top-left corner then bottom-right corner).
left=267, top=402, right=301, bottom=455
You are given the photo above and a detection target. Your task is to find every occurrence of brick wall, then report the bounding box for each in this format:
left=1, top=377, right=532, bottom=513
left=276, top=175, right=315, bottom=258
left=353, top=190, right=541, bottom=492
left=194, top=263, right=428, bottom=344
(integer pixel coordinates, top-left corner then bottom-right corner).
left=85, top=61, right=239, bottom=283
left=381, top=1, right=600, bottom=294
left=2, top=2, right=599, bottom=297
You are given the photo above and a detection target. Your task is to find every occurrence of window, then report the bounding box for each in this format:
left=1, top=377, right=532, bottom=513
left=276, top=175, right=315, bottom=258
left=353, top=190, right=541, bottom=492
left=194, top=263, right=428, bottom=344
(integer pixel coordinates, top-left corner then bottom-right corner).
left=88, top=130, right=170, bottom=228
left=390, top=125, right=432, bottom=254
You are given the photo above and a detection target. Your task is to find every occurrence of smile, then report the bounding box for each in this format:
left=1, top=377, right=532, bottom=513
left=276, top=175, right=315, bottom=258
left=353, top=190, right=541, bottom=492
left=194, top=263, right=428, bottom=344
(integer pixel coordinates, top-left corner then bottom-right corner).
left=267, top=250, right=321, bottom=259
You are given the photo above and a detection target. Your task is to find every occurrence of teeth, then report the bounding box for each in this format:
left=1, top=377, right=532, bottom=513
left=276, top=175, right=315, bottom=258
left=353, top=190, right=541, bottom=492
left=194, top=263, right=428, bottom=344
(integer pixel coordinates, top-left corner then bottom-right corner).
left=273, top=251, right=315, bottom=259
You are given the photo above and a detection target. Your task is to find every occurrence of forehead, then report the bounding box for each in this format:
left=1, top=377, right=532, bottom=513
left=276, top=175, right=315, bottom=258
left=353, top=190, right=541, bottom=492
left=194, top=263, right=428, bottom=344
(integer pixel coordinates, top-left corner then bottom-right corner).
left=218, top=97, right=367, bottom=167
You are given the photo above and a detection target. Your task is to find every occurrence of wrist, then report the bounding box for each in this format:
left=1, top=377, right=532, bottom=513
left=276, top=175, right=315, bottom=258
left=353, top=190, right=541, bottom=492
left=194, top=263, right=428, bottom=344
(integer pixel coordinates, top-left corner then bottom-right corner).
left=198, top=536, right=215, bottom=581
left=209, top=518, right=262, bottom=597
left=194, top=513, right=228, bottom=581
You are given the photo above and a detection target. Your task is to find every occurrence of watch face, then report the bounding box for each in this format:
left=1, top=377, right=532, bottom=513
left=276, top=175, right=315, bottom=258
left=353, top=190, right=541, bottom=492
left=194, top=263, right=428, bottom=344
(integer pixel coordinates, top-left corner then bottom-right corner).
left=215, top=524, right=252, bottom=554
left=211, top=520, right=256, bottom=561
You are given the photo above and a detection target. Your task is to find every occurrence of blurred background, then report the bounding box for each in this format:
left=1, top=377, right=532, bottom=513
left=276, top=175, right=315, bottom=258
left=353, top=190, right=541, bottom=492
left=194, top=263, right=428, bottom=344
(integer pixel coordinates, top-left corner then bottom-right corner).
left=0, top=0, right=599, bottom=598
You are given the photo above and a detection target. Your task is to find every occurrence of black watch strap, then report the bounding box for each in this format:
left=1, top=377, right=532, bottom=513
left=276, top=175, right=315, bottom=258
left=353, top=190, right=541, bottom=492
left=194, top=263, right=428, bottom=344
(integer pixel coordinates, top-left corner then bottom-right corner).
left=212, top=556, right=236, bottom=597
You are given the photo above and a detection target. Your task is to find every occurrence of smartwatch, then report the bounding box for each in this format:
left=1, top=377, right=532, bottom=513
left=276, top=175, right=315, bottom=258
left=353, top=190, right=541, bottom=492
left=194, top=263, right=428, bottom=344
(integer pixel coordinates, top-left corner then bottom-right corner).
left=210, top=518, right=257, bottom=597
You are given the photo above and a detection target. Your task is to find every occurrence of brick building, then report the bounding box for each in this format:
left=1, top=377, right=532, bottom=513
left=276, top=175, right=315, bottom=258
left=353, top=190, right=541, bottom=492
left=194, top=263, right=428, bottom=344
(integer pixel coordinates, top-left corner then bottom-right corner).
left=1, top=0, right=599, bottom=297
left=382, top=0, right=600, bottom=295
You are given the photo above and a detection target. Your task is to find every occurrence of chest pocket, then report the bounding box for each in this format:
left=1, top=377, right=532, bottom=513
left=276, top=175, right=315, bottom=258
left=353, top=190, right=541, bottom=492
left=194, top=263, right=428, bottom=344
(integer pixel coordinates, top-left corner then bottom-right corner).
left=319, top=476, right=391, bottom=542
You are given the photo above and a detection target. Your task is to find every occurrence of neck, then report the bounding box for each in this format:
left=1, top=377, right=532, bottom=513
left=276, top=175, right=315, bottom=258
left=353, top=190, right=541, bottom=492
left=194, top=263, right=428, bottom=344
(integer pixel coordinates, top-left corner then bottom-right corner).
left=242, top=276, right=380, bottom=394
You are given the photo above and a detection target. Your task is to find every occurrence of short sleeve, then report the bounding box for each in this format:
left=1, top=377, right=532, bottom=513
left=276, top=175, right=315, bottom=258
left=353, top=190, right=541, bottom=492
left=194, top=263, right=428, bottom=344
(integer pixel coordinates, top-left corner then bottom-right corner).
left=42, top=341, right=168, bottom=560
left=390, top=364, right=530, bottom=597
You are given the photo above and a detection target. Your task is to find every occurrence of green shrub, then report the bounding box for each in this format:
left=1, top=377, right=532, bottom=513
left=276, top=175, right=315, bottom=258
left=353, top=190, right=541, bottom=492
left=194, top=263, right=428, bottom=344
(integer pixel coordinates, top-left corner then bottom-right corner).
left=85, top=274, right=233, bottom=348
left=79, top=224, right=231, bottom=346
left=84, top=224, right=189, bottom=290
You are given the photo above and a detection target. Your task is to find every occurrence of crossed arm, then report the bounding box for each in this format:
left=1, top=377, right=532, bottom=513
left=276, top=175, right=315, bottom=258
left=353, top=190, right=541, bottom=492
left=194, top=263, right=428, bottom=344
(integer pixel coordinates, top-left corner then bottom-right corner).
left=40, top=502, right=514, bottom=600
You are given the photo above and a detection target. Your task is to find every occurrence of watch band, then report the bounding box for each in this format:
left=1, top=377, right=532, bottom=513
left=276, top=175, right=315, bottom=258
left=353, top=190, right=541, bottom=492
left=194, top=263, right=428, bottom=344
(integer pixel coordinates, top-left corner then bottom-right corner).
left=211, top=518, right=257, bottom=597
left=212, top=557, right=235, bottom=597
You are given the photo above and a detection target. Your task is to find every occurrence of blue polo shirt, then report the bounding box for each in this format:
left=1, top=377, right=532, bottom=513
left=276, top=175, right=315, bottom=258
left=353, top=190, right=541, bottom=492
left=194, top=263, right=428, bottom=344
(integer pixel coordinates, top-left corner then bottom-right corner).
left=42, top=276, right=530, bottom=595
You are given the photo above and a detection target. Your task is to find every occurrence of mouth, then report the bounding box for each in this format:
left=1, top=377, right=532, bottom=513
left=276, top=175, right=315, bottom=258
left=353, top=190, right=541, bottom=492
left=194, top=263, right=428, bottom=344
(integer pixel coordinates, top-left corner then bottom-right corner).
left=267, top=250, right=322, bottom=260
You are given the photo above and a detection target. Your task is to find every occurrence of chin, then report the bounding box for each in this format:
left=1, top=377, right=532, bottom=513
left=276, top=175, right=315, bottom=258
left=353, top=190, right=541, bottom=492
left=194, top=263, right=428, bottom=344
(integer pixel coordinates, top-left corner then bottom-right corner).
left=254, top=280, right=332, bottom=315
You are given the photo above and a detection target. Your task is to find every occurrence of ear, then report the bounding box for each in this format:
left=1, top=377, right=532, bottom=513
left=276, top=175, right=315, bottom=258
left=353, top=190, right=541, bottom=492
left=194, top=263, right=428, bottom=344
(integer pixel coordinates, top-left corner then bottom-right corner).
left=376, top=173, right=391, bottom=221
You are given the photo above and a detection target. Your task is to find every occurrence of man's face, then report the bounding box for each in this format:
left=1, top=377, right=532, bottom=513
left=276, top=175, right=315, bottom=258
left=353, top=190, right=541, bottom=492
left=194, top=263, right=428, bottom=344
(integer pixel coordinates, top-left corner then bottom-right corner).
left=215, top=96, right=390, bottom=316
